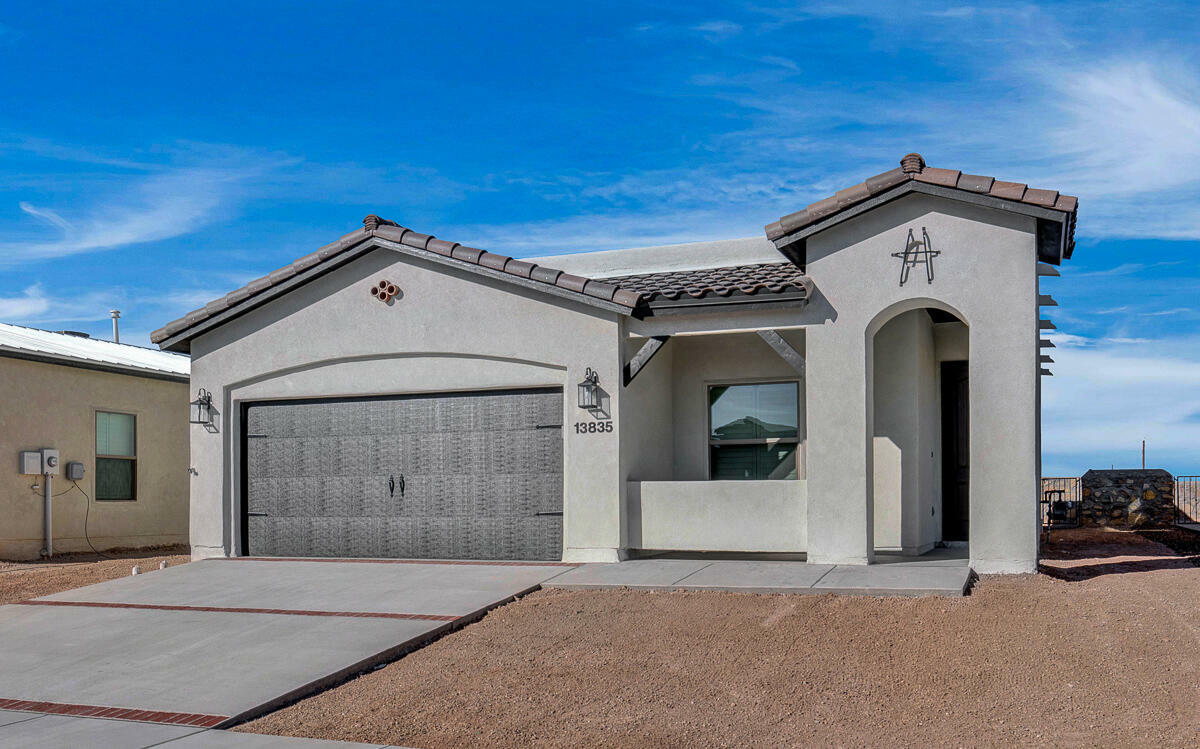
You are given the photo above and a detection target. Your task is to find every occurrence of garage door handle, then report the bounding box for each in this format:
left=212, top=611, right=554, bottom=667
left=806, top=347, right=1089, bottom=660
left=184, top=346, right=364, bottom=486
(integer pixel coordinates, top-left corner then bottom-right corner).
left=534, top=511, right=563, bottom=516
left=247, top=512, right=268, bottom=517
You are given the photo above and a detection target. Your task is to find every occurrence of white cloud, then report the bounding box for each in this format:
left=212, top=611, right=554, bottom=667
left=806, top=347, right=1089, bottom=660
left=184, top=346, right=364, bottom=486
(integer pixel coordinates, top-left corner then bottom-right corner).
left=691, top=20, right=743, bottom=38
left=18, top=202, right=71, bottom=231
left=1042, top=333, right=1200, bottom=473
left=0, top=142, right=298, bottom=263
left=458, top=207, right=767, bottom=256
left=0, top=285, right=50, bottom=318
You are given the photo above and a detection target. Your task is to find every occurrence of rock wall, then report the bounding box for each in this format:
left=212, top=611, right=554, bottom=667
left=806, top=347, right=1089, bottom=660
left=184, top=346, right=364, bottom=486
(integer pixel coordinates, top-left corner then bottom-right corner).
left=1079, top=469, right=1175, bottom=528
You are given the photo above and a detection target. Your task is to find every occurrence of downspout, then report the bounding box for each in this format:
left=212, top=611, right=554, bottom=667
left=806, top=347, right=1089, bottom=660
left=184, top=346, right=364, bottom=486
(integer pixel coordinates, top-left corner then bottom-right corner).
left=42, top=473, right=53, bottom=558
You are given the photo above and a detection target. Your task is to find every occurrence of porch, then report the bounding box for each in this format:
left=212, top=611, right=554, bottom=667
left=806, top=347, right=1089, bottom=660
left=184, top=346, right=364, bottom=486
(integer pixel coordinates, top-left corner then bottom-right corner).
left=619, top=305, right=972, bottom=564
left=545, top=546, right=972, bottom=596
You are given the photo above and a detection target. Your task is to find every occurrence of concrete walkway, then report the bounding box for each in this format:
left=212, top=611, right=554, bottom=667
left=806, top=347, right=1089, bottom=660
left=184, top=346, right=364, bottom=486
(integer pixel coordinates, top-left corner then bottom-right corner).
left=0, top=709, right=396, bottom=748
left=545, top=548, right=973, bottom=596
left=0, top=558, right=572, bottom=730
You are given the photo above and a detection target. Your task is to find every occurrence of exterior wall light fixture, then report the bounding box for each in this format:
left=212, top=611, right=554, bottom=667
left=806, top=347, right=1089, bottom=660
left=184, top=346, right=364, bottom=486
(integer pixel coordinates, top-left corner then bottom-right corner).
left=577, top=368, right=601, bottom=411
left=189, top=388, right=214, bottom=426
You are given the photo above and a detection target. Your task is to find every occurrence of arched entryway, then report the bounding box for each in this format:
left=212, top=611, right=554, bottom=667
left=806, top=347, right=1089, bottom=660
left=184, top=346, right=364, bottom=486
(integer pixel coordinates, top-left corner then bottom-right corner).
left=868, top=302, right=969, bottom=557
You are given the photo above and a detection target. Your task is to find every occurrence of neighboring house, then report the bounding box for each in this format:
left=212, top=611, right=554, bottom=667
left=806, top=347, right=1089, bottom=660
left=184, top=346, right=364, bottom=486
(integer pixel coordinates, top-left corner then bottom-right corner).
left=152, top=153, right=1077, bottom=574
left=0, top=324, right=190, bottom=559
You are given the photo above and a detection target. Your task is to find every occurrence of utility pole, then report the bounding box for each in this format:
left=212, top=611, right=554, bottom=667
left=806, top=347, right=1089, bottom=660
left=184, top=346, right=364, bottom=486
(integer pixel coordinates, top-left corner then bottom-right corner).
left=1142, top=440, right=1146, bottom=470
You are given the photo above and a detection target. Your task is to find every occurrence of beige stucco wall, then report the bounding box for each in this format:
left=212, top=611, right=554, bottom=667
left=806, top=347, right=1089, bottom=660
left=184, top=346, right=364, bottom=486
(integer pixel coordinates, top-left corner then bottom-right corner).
left=0, top=357, right=189, bottom=559
left=188, top=247, right=625, bottom=562
left=621, top=329, right=808, bottom=552
left=804, top=192, right=1040, bottom=573
left=872, top=309, right=940, bottom=554
left=628, top=480, right=807, bottom=552
left=667, top=331, right=807, bottom=481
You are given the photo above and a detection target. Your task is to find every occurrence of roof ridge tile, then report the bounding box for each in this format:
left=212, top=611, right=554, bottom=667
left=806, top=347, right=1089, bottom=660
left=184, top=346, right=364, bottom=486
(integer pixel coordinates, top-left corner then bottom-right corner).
left=764, top=153, right=1079, bottom=248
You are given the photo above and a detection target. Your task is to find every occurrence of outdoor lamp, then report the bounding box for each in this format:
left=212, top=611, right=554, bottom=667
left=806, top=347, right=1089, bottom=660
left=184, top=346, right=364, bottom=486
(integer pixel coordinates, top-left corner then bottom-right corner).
left=189, top=388, right=214, bottom=426
left=577, top=368, right=601, bottom=411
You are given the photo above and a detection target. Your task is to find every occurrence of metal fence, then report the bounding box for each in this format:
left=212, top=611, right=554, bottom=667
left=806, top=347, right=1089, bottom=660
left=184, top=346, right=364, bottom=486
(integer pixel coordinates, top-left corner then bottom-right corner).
left=1177, top=476, right=1200, bottom=524
left=1040, top=476, right=1081, bottom=527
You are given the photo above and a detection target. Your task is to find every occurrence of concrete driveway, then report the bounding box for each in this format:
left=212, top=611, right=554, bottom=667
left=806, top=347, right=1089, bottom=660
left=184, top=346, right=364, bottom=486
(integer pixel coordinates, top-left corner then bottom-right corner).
left=0, top=558, right=572, bottom=729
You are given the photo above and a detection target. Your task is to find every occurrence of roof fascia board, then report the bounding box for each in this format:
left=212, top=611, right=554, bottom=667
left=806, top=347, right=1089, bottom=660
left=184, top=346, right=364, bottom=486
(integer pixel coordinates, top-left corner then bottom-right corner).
left=638, top=295, right=810, bottom=317
left=157, top=238, right=378, bottom=352
left=769, top=181, right=1069, bottom=251
left=0, top=348, right=189, bottom=383
left=370, top=236, right=633, bottom=316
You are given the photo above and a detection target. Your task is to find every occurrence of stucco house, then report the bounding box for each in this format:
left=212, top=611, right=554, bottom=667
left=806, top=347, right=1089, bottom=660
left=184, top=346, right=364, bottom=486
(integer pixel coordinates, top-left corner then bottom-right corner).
left=152, top=153, right=1076, bottom=574
left=0, top=324, right=191, bottom=559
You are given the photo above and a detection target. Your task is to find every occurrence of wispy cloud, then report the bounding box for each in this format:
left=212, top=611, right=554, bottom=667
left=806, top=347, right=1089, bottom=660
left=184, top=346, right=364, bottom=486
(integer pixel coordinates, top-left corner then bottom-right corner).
left=691, top=20, right=743, bottom=39
left=2, top=168, right=242, bottom=262
left=0, top=142, right=302, bottom=263
left=1043, top=332, right=1200, bottom=473
left=0, top=285, right=50, bottom=318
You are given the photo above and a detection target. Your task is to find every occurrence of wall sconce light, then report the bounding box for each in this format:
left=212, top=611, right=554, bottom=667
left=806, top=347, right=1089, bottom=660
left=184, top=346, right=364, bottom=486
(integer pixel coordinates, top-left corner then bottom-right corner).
left=189, top=388, right=214, bottom=426
left=577, top=368, right=601, bottom=412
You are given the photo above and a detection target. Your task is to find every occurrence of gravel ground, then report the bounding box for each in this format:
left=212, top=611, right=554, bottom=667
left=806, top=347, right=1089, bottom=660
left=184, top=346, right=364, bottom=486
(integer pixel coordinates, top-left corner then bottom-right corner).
left=0, top=547, right=190, bottom=604
left=240, top=528, right=1200, bottom=748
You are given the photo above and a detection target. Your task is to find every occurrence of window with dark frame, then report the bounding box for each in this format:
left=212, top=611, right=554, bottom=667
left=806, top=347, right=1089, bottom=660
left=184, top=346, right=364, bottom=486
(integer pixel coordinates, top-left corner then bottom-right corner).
left=708, top=382, right=799, bottom=480
left=96, top=411, right=136, bottom=501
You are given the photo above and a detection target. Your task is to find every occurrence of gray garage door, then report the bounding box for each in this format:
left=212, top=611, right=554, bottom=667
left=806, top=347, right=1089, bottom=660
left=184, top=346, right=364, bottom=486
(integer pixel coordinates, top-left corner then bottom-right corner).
left=242, top=388, right=563, bottom=560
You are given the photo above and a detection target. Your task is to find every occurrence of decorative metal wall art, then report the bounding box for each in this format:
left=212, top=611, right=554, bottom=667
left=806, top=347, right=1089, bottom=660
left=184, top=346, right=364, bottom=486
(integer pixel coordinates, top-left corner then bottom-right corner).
left=891, top=227, right=939, bottom=286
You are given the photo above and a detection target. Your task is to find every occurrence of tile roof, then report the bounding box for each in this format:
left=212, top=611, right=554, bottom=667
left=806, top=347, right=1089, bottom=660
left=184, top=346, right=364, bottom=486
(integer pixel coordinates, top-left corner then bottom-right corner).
left=152, top=216, right=815, bottom=348
left=603, top=262, right=812, bottom=306
left=366, top=217, right=643, bottom=308
left=765, top=153, right=1079, bottom=256
left=0, top=323, right=190, bottom=380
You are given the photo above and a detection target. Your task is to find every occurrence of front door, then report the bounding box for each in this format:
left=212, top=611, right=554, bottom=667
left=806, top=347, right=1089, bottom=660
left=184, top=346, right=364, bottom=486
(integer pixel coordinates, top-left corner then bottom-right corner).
left=941, top=361, right=969, bottom=542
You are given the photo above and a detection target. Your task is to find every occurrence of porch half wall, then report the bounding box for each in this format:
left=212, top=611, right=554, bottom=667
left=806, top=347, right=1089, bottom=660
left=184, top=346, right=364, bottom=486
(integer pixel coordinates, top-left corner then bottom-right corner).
left=628, top=480, right=807, bottom=552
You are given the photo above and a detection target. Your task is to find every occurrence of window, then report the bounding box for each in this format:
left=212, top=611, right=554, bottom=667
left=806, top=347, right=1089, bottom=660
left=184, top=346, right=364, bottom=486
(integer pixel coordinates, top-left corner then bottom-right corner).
left=708, top=382, right=799, bottom=480
left=96, top=411, right=136, bottom=500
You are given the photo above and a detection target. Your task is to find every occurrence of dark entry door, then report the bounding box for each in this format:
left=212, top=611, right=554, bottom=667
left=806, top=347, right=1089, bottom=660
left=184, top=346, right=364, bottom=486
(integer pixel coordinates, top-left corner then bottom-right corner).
left=941, top=361, right=969, bottom=542
left=242, top=388, right=563, bottom=560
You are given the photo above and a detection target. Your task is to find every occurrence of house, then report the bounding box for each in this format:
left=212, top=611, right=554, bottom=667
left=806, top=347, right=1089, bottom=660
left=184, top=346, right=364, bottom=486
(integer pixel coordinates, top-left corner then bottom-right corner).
left=152, top=153, right=1076, bottom=574
left=0, top=323, right=191, bottom=559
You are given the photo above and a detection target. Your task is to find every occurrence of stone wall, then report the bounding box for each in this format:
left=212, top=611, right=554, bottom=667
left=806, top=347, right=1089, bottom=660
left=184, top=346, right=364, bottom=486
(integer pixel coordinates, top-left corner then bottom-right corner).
left=1079, top=469, right=1175, bottom=528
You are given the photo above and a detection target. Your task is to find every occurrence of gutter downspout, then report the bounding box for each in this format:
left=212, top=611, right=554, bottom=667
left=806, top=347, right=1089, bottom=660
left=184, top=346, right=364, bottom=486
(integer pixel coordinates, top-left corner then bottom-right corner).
left=42, top=474, right=53, bottom=558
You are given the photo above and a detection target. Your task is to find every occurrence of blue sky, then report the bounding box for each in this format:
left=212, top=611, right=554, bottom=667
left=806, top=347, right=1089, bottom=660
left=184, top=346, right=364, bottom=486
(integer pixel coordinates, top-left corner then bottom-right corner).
left=2, top=1, right=1199, bottom=475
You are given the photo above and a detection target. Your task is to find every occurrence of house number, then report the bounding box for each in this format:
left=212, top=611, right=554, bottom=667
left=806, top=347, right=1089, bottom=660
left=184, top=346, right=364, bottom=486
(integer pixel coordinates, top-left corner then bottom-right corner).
left=574, top=421, right=613, bottom=434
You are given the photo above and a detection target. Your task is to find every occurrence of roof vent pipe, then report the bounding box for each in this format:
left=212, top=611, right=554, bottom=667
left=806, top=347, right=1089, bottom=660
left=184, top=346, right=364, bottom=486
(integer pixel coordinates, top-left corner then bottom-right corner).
left=110, top=309, right=120, bottom=343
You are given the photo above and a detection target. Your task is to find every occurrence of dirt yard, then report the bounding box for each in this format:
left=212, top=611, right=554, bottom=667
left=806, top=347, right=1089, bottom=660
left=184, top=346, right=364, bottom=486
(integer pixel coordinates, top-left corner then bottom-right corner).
left=240, top=528, right=1200, bottom=749
left=0, top=547, right=190, bottom=604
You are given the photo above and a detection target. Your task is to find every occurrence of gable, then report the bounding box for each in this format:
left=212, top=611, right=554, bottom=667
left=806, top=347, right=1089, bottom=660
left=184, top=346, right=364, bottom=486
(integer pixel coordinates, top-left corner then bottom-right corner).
left=765, top=153, right=1078, bottom=270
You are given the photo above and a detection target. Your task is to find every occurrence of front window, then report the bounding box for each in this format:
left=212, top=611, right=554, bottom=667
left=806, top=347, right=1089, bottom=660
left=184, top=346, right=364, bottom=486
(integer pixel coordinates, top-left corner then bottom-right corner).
left=96, top=411, right=137, bottom=501
left=708, top=382, right=799, bottom=480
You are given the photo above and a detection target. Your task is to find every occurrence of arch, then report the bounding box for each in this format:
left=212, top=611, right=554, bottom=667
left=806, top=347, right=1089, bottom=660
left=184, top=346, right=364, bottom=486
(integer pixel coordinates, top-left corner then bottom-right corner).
left=225, top=350, right=568, bottom=392
left=865, top=297, right=969, bottom=340
left=866, top=298, right=970, bottom=559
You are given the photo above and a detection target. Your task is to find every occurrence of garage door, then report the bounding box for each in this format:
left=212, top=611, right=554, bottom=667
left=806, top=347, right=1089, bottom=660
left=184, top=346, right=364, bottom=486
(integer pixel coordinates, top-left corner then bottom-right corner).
left=242, top=388, right=563, bottom=560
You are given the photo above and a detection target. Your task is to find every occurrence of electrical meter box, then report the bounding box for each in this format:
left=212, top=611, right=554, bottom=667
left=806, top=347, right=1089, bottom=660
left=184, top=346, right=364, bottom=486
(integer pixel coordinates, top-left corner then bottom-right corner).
left=19, top=451, right=41, bottom=475
left=40, top=449, right=60, bottom=475
left=66, top=461, right=85, bottom=481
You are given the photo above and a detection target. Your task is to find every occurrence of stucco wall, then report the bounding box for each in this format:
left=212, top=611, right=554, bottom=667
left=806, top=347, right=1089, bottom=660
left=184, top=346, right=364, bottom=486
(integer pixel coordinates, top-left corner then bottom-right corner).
left=804, top=192, right=1040, bottom=572
left=188, top=248, right=624, bottom=562
left=872, top=309, right=939, bottom=554
left=667, top=331, right=807, bottom=481
left=628, top=480, right=806, bottom=552
left=0, top=357, right=189, bottom=559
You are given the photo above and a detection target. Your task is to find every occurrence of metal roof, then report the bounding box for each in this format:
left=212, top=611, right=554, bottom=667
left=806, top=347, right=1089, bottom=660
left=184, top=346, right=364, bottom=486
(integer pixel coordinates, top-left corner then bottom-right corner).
left=0, top=323, right=190, bottom=381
